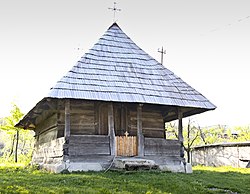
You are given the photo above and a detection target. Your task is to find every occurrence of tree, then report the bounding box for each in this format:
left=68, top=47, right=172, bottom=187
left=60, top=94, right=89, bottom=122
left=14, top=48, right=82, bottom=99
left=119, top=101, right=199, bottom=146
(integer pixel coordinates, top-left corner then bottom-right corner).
left=165, top=119, right=201, bottom=163
left=0, top=104, right=23, bottom=162
left=233, top=126, right=250, bottom=142
left=184, top=119, right=200, bottom=163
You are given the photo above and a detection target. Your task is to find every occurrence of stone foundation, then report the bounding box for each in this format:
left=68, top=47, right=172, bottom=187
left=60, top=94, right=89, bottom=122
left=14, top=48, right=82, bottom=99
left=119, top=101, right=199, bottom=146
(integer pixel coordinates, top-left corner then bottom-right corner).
left=41, top=161, right=103, bottom=173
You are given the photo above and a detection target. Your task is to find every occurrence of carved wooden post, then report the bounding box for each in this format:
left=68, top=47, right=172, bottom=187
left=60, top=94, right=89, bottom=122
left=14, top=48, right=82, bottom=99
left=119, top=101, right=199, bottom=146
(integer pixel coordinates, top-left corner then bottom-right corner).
left=178, top=108, right=185, bottom=158
left=137, top=104, right=144, bottom=157
left=108, top=103, right=116, bottom=156
left=64, top=99, right=70, bottom=156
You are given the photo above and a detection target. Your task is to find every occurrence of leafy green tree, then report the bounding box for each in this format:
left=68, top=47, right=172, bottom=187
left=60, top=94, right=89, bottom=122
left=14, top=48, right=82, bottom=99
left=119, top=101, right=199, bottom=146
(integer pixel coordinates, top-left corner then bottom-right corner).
left=0, top=104, right=34, bottom=163
left=232, top=126, right=250, bottom=142
left=199, top=126, right=226, bottom=144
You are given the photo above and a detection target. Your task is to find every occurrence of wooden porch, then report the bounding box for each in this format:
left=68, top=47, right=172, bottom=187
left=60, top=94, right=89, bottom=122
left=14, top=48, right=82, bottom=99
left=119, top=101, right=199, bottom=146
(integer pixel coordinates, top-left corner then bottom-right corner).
left=63, top=100, right=185, bottom=158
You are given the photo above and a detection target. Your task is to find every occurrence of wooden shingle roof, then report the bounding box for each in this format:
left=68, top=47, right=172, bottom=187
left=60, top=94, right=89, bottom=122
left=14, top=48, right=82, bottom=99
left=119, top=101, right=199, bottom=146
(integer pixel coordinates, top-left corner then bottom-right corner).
left=48, top=23, right=216, bottom=110
left=16, top=23, right=216, bottom=129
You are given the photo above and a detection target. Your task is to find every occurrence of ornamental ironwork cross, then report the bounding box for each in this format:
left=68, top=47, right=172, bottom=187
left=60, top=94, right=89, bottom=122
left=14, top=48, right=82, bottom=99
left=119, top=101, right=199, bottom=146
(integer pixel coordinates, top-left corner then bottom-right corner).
left=109, top=2, right=121, bottom=22
left=158, top=46, right=166, bottom=65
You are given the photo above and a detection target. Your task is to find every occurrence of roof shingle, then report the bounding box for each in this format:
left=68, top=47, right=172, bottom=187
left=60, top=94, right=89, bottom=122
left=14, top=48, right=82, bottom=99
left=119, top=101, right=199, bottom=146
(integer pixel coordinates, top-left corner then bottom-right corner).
left=47, top=23, right=215, bottom=110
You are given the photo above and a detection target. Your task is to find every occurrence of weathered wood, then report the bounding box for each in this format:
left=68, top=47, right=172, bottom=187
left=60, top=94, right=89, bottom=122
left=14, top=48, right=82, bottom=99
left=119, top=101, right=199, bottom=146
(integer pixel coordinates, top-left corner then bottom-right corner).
left=64, top=100, right=71, bottom=142
left=58, top=101, right=96, bottom=136
left=129, top=109, right=164, bottom=138
left=137, top=104, right=144, bottom=157
left=121, top=104, right=125, bottom=131
left=69, top=144, right=110, bottom=155
left=178, top=108, right=184, bottom=158
left=64, top=124, right=95, bottom=135
left=70, top=135, right=109, bottom=143
left=94, top=102, right=99, bottom=135
left=70, top=113, right=95, bottom=123
left=36, top=113, right=57, bottom=133
left=36, top=113, right=58, bottom=144
left=108, top=103, right=116, bottom=155
left=144, top=138, right=180, bottom=156
left=38, top=126, right=58, bottom=145
left=99, top=103, right=108, bottom=135
left=69, top=135, right=110, bottom=156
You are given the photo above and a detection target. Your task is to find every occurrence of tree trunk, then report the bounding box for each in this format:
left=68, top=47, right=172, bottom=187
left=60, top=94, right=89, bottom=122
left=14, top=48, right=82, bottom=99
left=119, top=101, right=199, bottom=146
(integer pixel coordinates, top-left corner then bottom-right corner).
left=15, top=130, right=19, bottom=163
left=186, top=150, right=189, bottom=163
left=9, top=134, right=15, bottom=158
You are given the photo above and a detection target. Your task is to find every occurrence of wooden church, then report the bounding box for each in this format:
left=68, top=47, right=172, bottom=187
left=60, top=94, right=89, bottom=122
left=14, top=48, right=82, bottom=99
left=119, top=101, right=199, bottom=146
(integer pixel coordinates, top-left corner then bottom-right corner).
left=16, top=23, right=216, bottom=172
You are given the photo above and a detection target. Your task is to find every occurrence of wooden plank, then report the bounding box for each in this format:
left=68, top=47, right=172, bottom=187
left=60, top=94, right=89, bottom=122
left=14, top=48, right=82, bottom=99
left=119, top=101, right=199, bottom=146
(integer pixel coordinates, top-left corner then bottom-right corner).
left=137, top=104, right=144, bottom=157
left=144, top=138, right=180, bottom=156
left=145, top=138, right=179, bottom=145
left=38, top=127, right=58, bottom=145
left=116, top=136, right=137, bottom=156
left=70, top=135, right=109, bottom=144
left=108, top=103, right=116, bottom=155
left=69, top=144, right=110, bottom=155
left=178, top=108, right=184, bottom=158
left=58, top=124, right=96, bottom=135
left=70, top=114, right=95, bottom=123
left=98, top=103, right=108, bottom=135
left=68, top=135, right=110, bottom=156
left=145, top=145, right=180, bottom=156
left=64, top=100, right=70, bottom=142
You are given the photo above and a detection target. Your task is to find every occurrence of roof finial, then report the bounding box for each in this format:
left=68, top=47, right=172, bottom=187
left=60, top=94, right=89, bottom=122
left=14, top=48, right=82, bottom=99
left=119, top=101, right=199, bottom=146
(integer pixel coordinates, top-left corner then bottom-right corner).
left=158, top=46, right=166, bottom=65
left=108, top=2, right=121, bottom=23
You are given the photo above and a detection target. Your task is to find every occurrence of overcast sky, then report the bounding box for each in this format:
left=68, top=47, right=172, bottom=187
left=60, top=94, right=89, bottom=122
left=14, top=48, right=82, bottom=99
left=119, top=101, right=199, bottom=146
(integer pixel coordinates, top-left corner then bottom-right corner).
left=1, top=0, right=250, bottom=127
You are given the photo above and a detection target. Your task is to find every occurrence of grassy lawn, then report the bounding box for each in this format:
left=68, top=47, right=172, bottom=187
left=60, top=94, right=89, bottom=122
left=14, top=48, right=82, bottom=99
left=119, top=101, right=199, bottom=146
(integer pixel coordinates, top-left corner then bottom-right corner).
left=0, top=165, right=250, bottom=194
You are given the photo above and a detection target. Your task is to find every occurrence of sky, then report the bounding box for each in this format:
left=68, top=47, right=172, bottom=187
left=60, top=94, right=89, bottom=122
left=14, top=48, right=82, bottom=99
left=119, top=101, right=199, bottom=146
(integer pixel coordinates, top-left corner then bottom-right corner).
left=0, top=0, right=250, bottom=127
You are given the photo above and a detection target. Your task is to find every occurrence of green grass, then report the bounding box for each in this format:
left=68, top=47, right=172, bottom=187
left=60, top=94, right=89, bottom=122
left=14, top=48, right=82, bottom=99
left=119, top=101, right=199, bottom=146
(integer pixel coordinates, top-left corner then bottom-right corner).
left=0, top=165, right=250, bottom=194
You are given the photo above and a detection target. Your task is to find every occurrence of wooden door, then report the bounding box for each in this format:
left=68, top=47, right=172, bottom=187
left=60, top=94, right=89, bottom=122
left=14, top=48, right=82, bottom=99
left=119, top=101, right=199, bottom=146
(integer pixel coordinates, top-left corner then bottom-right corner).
left=116, top=136, right=137, bottom=156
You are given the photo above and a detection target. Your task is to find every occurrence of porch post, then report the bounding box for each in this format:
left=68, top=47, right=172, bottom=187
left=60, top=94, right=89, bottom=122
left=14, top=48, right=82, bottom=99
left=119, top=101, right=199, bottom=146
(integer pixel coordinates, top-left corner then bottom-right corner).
left=64, top=99, right=70, bottom=156
left=137, top=104, right=144, bottom=157
left=178, top=108, right=185, bottom=158
left=108, top=103, right=116, bottom=156
left=65, top=99, right=71, bottom=141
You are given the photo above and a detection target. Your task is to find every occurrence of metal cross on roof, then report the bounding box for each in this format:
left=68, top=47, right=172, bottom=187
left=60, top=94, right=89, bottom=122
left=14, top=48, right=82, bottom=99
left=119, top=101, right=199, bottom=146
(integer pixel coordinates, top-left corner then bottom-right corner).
left=109, top=2, right=121, bottom=22
left=158, top=46, right=166, bottom=65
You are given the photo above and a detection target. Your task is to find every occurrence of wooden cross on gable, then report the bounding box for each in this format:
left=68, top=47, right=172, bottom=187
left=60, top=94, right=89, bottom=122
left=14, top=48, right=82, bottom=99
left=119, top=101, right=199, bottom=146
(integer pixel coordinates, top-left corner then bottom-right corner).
left=109, top=2, right=121, bottom=22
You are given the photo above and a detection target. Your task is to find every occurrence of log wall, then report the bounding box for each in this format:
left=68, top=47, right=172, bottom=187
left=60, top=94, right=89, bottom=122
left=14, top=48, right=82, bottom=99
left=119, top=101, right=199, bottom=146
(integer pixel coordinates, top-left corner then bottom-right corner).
left=68, top=135, right=113, bottom=169
left=68, top=135, right=110, bottom=156
left=35, top=113, right=58, bottom=145
left=129, top=109, right=165, bottom=138
left=35, top=100, right=166, bottom=145
left=57, top=101, right=96, bottom=136
left=144, top=138, right=180, bottom=157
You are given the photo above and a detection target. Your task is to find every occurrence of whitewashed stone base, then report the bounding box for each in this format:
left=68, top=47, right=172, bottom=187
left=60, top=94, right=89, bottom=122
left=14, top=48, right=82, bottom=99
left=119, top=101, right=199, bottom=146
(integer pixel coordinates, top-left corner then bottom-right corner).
left=158, top=162, right=192, bottom=173
left=159, top=162, right=185, bottom=173
left=185, top=163, right=193, bottom=173
left=114, top=158, right=191, bottom=173
left=67, top=162, right=103, bottom=172
left=114, top=158, right=156, bottom=169
left=41, top=161, right=103, bottom=173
